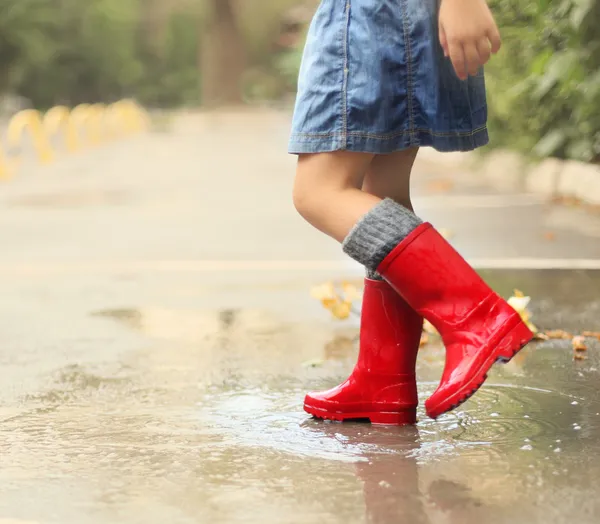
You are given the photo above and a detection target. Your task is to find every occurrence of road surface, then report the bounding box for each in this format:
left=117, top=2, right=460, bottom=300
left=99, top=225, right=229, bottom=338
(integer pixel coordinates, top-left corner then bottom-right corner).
left=1, top=110, right=599, bottom=524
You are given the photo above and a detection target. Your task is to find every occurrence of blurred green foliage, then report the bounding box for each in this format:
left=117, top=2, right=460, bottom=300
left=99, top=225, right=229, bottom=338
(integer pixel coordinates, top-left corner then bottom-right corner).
left=0, top=0, right=304, bottom=109
left=486, top=0, right=600, bottom=162
left=0, top=0, right=200, bottom=108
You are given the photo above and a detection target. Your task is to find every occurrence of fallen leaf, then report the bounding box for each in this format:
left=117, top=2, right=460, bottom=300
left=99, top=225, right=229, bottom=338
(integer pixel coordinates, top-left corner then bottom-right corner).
left=574, top=353, right=587, bottom=361
left=330, top=301, right=352, bottom=320
left=340, top=281, right=362, bottom=302
left=572, top=335, right=588, bottom=352
left=320, top=297, right=337, bottom=309
left=544, top=330, right=573, bottom=340
left=534, top=332, right=550, bottom=341
left=423, top=320, right=438, bottom=335
left=310, top=282, right=336, bottom=301
left=438, top=228, right=454, bottom=240
left=507, top=290, right=538, bottom=333
left=582, top=331, right=600, bottom=339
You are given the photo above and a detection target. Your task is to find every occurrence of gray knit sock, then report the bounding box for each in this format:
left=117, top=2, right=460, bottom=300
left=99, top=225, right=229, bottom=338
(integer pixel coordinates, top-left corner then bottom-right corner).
left=365, top=268, right=384, bottom=280
left=343, top=198, right=423, bottom=271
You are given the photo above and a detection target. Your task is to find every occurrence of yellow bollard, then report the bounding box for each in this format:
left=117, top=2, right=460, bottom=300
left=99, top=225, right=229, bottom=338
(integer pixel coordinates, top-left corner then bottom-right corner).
left=0, top=144, right=13, bottom=180
left=43, top=106, right=79, bottom=152
left=110, top=99, right=151, bottom=135
left=69, top=104, right=90, bottom=147
left=87, top=103, right=106, bottom=145
left=7, top=110, right=54, bottom=165
left=104, top=104, right=121, bottom=140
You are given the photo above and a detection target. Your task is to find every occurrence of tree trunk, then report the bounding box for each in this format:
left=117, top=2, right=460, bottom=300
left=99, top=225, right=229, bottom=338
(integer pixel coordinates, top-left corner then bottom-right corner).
left=200, top=0, right=246, bottom=107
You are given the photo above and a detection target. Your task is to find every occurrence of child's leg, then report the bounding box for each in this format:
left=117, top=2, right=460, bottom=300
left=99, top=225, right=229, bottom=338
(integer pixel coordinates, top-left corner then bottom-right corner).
left=293, top=151, right=379, bottom=244
left=298, top=150, right=423, bottom=426
left=293, top=150, right=423, bottom=244
left=294, top=150, right=532, bottom=420
left=362, top=149, right=419, bottom=212
left=362, top=149, right=420, bottom=279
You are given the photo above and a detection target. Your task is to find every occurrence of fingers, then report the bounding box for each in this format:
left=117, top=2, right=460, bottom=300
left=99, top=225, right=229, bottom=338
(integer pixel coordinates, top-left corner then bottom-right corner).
left=448, top=41, right=467, bottom=80
left=441, top=20, right=501, bottom=80
left=487, top=27, right=502, bottom=54
left=463, top=42, right=481, bottom=77
left=439, top=25, right=449, bottom=57
left=448, top=37, right=495, bottom=80
left=476, top=37, right=491, bottom=66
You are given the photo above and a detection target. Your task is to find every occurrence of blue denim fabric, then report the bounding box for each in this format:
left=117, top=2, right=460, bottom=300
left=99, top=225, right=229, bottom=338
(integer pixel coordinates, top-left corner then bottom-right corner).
left=289, top=0, right=489, bottom=154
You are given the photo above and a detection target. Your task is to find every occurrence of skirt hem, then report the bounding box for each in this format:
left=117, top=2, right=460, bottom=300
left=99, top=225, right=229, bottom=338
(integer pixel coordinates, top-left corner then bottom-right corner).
left=288, top=127, right=489, bottom=154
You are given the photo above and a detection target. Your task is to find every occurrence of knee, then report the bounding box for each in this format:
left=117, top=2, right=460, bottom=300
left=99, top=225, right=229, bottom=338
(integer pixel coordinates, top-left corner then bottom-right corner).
left=292, top=175, right=319, bottom=222
left=292, top=151, right=371, bottom=224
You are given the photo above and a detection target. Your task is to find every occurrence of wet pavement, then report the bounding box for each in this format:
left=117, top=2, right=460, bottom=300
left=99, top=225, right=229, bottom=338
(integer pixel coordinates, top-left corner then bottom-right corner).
left=1, top=110, right=600, bottom=523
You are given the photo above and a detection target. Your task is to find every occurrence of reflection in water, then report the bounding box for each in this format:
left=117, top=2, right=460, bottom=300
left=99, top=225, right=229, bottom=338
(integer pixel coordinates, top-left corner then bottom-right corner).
left=304, top=422, right=431, bottom=524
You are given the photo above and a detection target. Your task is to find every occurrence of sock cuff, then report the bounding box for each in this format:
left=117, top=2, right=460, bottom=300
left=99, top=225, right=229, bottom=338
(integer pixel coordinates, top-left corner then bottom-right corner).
left=342, top=198, right=422, bottom=271
left=365, top=268, right=384, bottom=281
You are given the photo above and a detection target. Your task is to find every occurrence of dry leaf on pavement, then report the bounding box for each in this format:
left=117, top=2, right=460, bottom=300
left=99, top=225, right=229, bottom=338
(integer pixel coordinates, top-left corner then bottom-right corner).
left=582, top=331, right=600, bottom=340
left=572, top=336, right=588, bottom=352
left=340, top=281, right=362, bottom=302
left=544, top=330, right=573, bottom=340
left=507, top=290, right=538, bottom=333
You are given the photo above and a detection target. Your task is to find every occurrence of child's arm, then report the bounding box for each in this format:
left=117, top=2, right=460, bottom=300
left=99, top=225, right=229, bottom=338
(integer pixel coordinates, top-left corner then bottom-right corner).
left=438, top=0, right=502, bottom=80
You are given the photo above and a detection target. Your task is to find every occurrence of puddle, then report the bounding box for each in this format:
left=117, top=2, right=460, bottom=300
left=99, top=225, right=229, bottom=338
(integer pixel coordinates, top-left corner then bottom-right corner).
left=2, top=292, right=600, bottom=523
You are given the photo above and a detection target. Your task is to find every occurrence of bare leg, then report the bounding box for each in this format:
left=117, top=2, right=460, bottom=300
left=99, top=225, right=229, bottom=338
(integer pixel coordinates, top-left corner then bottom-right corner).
left=293, top=151, right=379, bottom=243
left=362, top=148, right=419, bottom=212
left=292, top=149, right=420, bottom=243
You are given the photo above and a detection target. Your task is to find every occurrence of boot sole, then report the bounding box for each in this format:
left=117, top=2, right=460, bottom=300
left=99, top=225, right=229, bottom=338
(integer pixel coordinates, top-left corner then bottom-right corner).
left=427, top=320, right=533, bottom=420
left=304, top=404, right=417, bottom=426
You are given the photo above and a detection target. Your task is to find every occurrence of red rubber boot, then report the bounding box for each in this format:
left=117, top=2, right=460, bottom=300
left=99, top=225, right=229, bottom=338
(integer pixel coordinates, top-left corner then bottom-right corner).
left=377, top=223, right=534, bottom=420
left=304, top=278, right=423, bottom=425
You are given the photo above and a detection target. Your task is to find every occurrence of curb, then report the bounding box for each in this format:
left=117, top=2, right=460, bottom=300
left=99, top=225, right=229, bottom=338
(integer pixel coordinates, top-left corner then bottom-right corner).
left=416, top=148, right=600, bottom=206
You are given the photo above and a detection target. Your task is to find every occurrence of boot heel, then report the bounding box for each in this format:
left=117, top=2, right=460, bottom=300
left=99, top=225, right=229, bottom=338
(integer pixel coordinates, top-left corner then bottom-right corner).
left=368, top=409, right=417, bottom=426
left=495, top=321, right=534, bottom=363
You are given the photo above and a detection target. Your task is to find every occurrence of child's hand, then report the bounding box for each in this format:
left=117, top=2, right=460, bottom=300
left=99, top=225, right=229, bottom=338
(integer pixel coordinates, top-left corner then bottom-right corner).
left=438, top=0, right=501, bottom=80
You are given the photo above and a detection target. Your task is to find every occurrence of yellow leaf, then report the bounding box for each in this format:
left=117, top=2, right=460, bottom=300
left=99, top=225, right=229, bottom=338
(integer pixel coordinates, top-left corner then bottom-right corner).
left=544, top=330, right=572, bottom=340
left=438, top=228, right=454, bottom=240
left=583, top=331, right=600, bottom=340
left=341, top=281, right=362, bottom=302
left=320, top=297, right=338, bottom=310
left=311, top=282, right=336, bottom=301
left=330, top=301, right=352, bottom=320
left=507, top=291, right=537, bottom=333
left=423, top=320, right=438, bottom=335
left=572, top=335, right=587, bottom=352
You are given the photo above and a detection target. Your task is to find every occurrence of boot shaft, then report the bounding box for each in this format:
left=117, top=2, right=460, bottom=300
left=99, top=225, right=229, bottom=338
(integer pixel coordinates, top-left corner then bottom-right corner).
left=358, top=278, right=423, bottom=375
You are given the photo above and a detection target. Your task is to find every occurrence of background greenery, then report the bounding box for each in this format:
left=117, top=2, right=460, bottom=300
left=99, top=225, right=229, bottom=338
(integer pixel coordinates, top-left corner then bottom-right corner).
left=0, top=0, right=301, bottom=109
left=486, top=0, right=600, bottom=163
left=0, top=0, right=598, bottom=162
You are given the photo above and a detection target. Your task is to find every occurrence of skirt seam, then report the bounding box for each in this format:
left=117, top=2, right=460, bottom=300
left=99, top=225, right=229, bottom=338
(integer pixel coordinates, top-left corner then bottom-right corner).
left=341, top=1, right=352, bottom=149
left=400, top=0, right=416, bottom=144
left=290, top=125, right=488, bottom=139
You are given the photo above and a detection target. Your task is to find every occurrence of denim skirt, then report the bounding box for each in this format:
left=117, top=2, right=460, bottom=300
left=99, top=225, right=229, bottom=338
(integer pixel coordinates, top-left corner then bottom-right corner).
left=288, top=0, right=489, bottom=154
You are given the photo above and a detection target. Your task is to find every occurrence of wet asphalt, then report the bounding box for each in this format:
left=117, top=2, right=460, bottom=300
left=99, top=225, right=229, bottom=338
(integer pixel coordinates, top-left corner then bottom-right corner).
left=1, top=111, right=599, bottom=523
